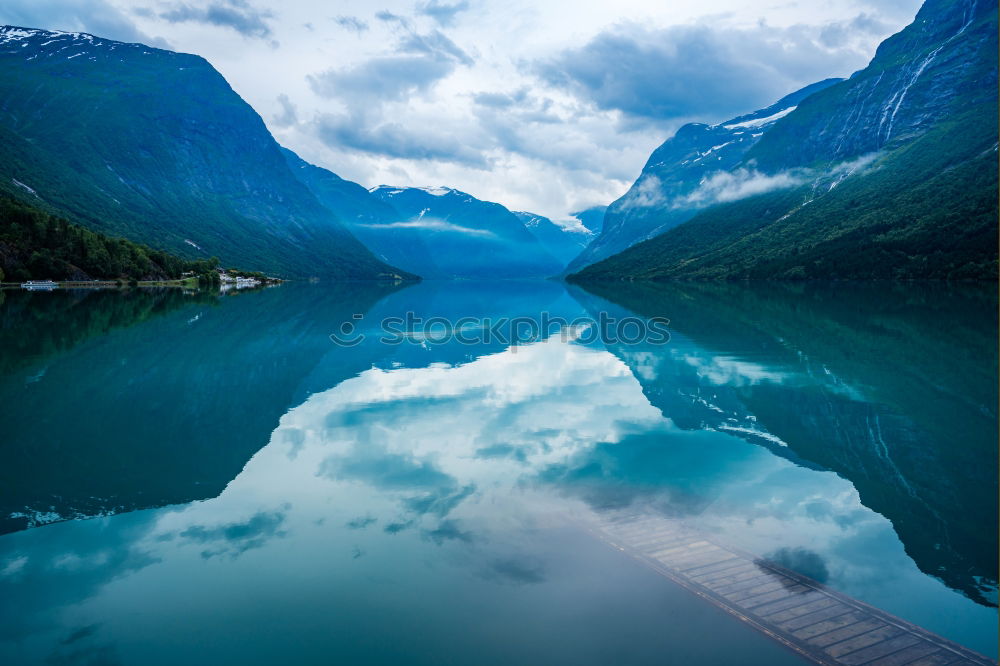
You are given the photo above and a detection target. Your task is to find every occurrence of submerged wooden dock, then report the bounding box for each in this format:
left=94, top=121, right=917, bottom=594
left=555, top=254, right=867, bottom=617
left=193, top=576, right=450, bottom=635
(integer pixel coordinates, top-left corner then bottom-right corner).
left=584, top=513, right=996, bottom=666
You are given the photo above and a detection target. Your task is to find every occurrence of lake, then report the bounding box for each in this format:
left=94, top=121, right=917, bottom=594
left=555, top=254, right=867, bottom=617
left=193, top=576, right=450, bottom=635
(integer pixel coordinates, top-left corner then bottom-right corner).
left=0, top=280, right=996, bottom=665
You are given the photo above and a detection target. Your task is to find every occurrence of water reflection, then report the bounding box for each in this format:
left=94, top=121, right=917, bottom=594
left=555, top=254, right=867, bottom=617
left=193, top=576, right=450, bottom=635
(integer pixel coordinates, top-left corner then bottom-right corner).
left=572, top=281, right=998, bottom=608
left=0, top=280, right=995, bottom=663
left=0, top=283, right=404, bottom=533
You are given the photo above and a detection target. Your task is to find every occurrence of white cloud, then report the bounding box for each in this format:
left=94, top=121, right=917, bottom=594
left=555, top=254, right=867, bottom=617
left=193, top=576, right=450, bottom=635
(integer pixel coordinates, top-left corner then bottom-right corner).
left=360, top=219, right=497, bottom=237
left=679, top=167, right=805, bottom=206
left=675, top=153, right=880, bottom=208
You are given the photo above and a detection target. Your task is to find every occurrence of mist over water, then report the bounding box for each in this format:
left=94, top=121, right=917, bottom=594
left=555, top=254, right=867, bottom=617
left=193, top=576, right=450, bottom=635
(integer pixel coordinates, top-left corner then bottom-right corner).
left=0, top=281, right=995, bottom=665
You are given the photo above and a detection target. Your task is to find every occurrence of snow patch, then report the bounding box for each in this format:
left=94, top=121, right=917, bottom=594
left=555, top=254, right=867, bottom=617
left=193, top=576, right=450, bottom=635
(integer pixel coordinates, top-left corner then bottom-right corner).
left=723, top=106, right=797, bottom=130
left=417, top=186, right=452, bottom=196
left=717, top=425, right=789, bottom=447
left=0, top=28, right=40, bottom=43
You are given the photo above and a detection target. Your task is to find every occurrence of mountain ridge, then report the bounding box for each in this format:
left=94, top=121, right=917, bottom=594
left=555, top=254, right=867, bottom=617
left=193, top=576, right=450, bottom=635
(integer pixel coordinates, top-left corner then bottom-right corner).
left=564, top=78, right=843, bottom=273
left=570, top=0, right=998, bottom=281
left=0, top=25, right=411, bottom=280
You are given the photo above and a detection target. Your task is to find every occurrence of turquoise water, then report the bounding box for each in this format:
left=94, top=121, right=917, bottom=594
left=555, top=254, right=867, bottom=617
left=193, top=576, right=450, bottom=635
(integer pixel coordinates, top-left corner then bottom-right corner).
left=0, top=281, right=996, bottom=665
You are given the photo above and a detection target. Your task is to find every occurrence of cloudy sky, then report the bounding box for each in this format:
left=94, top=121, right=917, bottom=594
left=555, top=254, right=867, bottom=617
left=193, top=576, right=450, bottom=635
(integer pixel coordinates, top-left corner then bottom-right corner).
left=1, top=0, right=922, bottom=222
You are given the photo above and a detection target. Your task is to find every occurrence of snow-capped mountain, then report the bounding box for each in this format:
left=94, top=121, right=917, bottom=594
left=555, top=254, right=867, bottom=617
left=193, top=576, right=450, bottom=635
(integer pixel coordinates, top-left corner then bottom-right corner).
left=570, top=0, right=997, bottom=281
left=366, top=185, right=563, bottom=279
left=565, top=79, right=841, bottom=273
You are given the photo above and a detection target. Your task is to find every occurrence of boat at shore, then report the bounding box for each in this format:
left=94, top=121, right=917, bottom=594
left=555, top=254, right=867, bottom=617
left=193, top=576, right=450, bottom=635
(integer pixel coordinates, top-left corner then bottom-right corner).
left=20, top=280, right=58, bottom=290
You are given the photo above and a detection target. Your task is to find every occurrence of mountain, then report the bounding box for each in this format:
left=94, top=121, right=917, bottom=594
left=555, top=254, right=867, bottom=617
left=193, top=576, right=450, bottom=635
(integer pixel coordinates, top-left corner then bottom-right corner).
left=513, top=211, right=592, bottom=266
left=570, top=0, right=998, bottom=281
left=368, top=186, right=563, bottom=278
left=0, top=196, right=223, bottom=282
left=282, top=148, right=566, bottom=278
left=281, top=148, right=440, bottom=276
left=564, top=79, right=842, bottom=273
left=0, top=26, right=409, bottom=280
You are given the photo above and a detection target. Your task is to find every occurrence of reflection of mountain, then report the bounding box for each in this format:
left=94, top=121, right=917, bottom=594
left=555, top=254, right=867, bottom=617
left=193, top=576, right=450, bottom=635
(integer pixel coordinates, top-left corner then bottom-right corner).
left=0, top=288, right=218, bottom=376
left=572, top=281, right=998, bottom=607
left=0, top=283, right=403, bottom=535
left=358, top=279, right=575, bottom=368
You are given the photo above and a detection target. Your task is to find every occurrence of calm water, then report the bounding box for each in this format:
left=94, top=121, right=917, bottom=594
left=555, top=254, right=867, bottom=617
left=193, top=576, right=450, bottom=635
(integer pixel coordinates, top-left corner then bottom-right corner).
left=0, top=281, right=996, bottom=665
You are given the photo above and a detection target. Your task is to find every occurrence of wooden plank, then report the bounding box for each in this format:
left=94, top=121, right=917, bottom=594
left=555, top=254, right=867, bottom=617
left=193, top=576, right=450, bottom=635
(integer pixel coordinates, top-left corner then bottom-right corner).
left=654, top=546, right=730, bottom=568
left=653, top=550, right=733, bottom=570
left=619, top=527, right=688, bottom=545
left=866, top=643, right=942, bottom=666
left=723, top=580, right=792, bottom=603
left=645, top=536, right=712, bottom=551
left=711, top=571, right=784, bottom=595
left=809, top=619, right=888, bottom=648
left=771, top=601, right=850, bottom=630
left=634, top=533, right=701, bottom=553
left=906, top=651, right=969, bottom=665
left=825, top=626, right=906, bottom=658
left=792, top=610, right=870, bottom=640
left=673, top=552, right=742, bottom=573
left=688, top=559, right=758, bottom=582
left=698, top=568, right=770, bottom=590
left=580, top=514, right=996, bottom=666
left=644, top=538, right=713, bottom=555
left=837, top=634, right=924, bottom=665
left=606, top=520, right=678, bottom=537
left=738, top=584, right=810, bottom=610
left=751, top=591, right=829, bottom=618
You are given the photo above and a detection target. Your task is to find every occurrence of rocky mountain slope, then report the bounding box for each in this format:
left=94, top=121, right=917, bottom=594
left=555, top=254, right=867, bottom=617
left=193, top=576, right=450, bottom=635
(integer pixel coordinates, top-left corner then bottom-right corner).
left=0, top=26, right=407, bottom=279
left=565, top=79, right=841, bottom=273
left=571, top=0, right=998, bottom=281
left=281, top=148, right=440, bottom=276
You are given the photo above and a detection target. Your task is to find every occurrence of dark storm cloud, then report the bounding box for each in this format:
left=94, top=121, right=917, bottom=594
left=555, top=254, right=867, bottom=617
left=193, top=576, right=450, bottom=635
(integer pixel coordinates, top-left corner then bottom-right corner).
left=158, top=0, right=273, bottom=39
left=0, top=0, right=168, bottom=47
left=417, top=0, right=471, bottom=27
left=536, top=18, right=885, bottom=124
